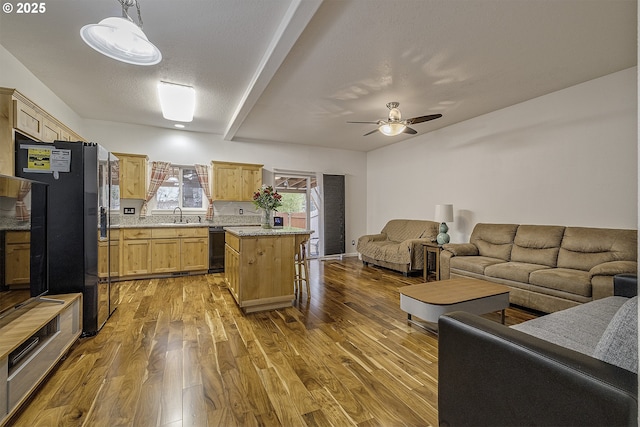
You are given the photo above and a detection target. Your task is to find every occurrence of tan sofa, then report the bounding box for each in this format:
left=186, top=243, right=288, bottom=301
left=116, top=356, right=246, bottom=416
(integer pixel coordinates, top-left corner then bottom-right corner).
left=357, top=219, right=439, bottom=275
left=441, top=223, right=637, bottom=313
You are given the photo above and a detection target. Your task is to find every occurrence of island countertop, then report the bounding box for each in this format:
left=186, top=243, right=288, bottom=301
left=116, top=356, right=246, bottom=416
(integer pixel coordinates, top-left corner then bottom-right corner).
left=224, top=226, right=313, bottom=237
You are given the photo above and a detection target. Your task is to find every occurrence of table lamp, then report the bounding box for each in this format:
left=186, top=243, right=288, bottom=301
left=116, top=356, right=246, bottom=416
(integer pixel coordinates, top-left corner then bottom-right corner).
left=435, top=204, right=454, bottom=244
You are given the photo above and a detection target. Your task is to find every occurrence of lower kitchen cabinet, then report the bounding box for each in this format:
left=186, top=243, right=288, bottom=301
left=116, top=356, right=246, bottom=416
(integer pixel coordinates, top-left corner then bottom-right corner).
left=119, top=226, right=208, bottom=279
left=151, top=238, right=180, bottom=273
left=98, top=229, right=120, bottom=279
left=4, top=231, right=30, bottom=288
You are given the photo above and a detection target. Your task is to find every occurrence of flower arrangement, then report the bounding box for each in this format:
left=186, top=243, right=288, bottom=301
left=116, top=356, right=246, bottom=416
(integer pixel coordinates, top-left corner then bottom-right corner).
left=252, top=185, right=282, bottom=211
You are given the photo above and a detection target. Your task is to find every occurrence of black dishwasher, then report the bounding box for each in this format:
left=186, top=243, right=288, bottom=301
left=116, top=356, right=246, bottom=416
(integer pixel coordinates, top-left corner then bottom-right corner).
left=209, top=226, right=225, bottom=273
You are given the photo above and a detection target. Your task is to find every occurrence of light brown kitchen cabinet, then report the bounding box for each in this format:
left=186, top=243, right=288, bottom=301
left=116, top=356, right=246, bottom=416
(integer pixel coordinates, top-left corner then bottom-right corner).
left=98, top=229, right=120, bottom=279
left=13, top=99, right=43, bottom=140
left=112, top=152, right=148, bottom=200
left=151, top=239, right=180, bottom=273
left=4, top=231, right=30, bottom=288
left=0, top=88, right=85, bottom=175
left=0, top=177, right=21, bottom=198
left=212, top=161, right=262, bottom=201
left=121, top=228, right=152, bottom=276
left=119, top=226, right=208, bottom=278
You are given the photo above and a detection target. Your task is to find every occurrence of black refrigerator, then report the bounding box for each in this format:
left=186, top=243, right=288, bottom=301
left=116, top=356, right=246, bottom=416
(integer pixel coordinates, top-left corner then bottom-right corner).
left=15, top=139, right=119, bottom=336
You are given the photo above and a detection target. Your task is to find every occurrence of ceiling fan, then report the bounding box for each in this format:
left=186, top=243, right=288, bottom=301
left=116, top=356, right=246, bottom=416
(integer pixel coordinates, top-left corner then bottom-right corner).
left=347, top=102, right=442, bottom=136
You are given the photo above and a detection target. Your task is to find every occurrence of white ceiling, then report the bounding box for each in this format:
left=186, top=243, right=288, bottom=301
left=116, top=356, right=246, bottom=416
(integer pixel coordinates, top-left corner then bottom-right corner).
left=0, top=0, right=636, bottom=152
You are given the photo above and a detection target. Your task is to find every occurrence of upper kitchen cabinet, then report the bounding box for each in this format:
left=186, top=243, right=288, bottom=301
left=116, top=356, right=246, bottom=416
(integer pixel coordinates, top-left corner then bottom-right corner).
left=0, top=88, right=85, bottom=175
left=113, top=152, right=148, bottom=200
left=212, top=161, right=263, bottom=201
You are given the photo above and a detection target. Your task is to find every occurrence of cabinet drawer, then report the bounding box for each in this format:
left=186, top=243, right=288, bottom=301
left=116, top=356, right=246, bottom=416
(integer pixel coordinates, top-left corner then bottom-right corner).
left=226, top=233, right=240, bottom=252
left=177, top=227, right=208, bottom=238
left=6, top=231, right=30, bottom=244
left=151, top=228, right=178, bottom=238
left=122, top=228, right=152, bottom=239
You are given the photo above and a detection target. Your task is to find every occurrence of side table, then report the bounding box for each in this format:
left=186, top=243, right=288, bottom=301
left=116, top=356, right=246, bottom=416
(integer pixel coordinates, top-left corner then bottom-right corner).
left=423, top=242, right=442, bottom=282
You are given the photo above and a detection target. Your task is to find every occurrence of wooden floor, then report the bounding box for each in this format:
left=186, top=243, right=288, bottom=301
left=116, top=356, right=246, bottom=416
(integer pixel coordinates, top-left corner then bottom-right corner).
left=9, top=257, right=538, bottom=427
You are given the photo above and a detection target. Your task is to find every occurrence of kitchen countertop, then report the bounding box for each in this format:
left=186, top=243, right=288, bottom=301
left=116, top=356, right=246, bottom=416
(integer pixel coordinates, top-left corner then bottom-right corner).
left=224, top=226, right=313, bottom=237
left=113, top=223, right=211, bottom=229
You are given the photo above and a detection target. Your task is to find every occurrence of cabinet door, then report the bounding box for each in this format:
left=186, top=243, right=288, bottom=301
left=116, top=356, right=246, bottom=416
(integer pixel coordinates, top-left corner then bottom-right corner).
left=213, top=163, right=242, bottom=200
left=241, top=166, right=262, bottom=201
left=42, top=119, right=61, bottom=141
left=98, top=240, right=108, bottom=279
left=109, top=240, right=120, bottom=277
left=5, top=243, right=30, bottom=287
left=181, top=237, right=208, bottom=271
left=224, top=244, right=240, bottom=302
left=13, top=99, right=42, bottom=140
left=116, top=154, right=148, bottom=199
left=122, top=239, right=152, bottom=275
left=151, top=239, right=180, bottom=273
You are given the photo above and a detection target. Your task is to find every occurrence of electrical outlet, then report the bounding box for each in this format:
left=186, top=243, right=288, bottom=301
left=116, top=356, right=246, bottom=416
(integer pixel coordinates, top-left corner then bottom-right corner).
left=351, top=240, right=355, bottom=245
left=239, top=208, right=243, bottom=215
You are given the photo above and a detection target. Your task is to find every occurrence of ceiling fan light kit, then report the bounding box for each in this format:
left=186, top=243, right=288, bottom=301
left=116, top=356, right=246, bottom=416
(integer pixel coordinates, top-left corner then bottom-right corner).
left=348, top=101, right=442, bottom=137
left=80, top=0, right=161, bottom=66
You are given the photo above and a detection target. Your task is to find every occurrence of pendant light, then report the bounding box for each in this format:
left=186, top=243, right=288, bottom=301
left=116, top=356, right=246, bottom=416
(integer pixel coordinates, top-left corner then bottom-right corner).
left=80, top=0, right=161, bottom=66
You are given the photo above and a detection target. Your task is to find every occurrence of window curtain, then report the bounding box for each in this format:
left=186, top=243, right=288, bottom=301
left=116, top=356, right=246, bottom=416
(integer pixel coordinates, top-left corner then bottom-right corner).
left=195, top=164, right=214, bottom=220
left=15, top=181, right=31, bottom=221
left=140, top=161, right=172, bottom=217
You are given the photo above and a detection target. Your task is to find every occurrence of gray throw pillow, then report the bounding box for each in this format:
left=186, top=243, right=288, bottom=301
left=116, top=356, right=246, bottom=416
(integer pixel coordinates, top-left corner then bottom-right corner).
left=592, top=296, right=638, bottom=373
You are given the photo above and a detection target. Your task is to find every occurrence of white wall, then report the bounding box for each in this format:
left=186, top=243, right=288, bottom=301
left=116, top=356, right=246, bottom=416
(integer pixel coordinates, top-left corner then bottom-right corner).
left=84, top=119, right=367, bottom=254
left=367, top=68, right=638, bottom=242
left=0, top=45, right=85, bottom=134
left=0, top=44, right=367, bottom=255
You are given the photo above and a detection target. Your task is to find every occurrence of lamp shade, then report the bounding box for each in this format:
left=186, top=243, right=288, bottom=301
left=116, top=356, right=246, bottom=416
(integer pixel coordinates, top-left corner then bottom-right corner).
left=435, top=204, right=453, bottom=223
left=80, top=16, right=162, bottom=66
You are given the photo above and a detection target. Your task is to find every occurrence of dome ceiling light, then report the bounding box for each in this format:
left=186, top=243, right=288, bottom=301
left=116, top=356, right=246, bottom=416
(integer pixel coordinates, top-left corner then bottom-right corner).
left=80, top=0, right=162, bottom=66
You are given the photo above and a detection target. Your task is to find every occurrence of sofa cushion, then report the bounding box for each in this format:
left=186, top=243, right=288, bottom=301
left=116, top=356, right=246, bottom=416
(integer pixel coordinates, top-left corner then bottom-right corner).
left=469, top=223, right=519, bottom=261
left=511, top=225, right=565, bottom=267
left=450, top=256, right=505, bottom=275
left=557, top=227, right=638, bottom=272
left=529, top=268, right=592, bottom=297
left=381, top=219, right=436, bottom=243
left=485, top=262, right=550, bottom=283
left=511, top=296, right=629, bottom=357
left=592, top=296, right=638, bottom=373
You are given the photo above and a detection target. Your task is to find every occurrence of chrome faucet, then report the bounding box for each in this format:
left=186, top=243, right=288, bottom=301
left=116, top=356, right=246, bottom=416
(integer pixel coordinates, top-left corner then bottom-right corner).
left=173, top=206, right=183, bottom=223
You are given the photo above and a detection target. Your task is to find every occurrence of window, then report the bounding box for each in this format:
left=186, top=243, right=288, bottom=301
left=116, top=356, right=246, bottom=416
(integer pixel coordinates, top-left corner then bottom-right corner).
left=155, top=166, right=204, bottom=210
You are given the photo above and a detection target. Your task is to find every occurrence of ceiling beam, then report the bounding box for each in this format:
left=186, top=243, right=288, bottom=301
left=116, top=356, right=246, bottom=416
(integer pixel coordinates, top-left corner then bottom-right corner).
left=224, top=0, right=323, bottom=141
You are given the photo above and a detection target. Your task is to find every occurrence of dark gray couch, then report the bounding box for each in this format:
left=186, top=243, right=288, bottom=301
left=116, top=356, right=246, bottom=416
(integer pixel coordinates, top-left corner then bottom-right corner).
left=438, top=274, right=637, bottom=427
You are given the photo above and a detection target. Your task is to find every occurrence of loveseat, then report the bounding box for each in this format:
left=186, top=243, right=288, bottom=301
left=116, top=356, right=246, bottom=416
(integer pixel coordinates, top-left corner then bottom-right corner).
left=438, top=274, right=638, bottom=426
left=357, top=219, right=439, bottom=275
left=440, top=223, right=637, bottom=313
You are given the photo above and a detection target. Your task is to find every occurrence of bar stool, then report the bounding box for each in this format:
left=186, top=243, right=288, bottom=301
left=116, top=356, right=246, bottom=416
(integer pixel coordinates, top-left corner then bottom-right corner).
left=294, top=242, right=310, bottom=299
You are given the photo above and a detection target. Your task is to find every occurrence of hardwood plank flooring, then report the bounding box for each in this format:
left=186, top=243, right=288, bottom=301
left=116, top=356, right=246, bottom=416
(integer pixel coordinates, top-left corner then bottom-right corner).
left=8, top=258, right=538, bottom=427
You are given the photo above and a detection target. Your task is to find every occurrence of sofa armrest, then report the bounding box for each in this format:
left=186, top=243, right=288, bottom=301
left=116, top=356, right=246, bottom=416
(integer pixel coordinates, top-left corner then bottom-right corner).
left=404, top=238, right=436, bottom=270
left=441, top=242, right=478, bottom=257
left=438, top=312, right=638, bottom=427
left=614, top=274, right=638, bottom=298
left=356, top=233, right=386, bottom=248
left=590, top=260, right=638, bottom=278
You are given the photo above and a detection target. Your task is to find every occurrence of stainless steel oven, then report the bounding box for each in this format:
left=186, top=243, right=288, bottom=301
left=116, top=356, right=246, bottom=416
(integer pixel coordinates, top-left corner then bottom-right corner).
left=209, top=226, right=225, bottom=273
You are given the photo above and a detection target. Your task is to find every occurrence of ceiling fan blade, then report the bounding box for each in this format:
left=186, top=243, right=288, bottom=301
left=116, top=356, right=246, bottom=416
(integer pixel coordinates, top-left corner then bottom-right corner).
left=363, top=129, right=380, bottom=136
left=347, top=120, right=380, bottom=124
left=403, top=126, right=418, bottom=135
left=405, top=114, right=443, bottom=125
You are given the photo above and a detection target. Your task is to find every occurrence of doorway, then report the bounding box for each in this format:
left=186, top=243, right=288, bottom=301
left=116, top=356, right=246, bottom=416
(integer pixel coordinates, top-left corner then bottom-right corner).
left=274, top=173, right=321, bottom=258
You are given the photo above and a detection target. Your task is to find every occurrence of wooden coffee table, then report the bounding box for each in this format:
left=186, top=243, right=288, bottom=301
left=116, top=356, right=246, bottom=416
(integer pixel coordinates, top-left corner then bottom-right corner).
left=399, top=277, right=510, bottom=332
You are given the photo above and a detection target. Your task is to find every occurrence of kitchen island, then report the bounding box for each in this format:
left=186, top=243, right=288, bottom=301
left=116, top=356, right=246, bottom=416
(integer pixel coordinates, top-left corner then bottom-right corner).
left=224, top=226, right=312, bottom=313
